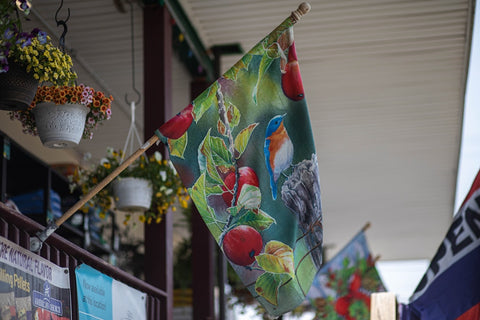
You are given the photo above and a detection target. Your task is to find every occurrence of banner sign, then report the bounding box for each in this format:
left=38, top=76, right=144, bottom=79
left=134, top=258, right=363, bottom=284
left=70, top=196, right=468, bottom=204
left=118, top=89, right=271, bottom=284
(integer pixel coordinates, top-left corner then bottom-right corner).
left=0, top=236, right=71, bottom=320
left=403, top=169, right=480, bottom=320
left=75, top=264, right=146, bottom=320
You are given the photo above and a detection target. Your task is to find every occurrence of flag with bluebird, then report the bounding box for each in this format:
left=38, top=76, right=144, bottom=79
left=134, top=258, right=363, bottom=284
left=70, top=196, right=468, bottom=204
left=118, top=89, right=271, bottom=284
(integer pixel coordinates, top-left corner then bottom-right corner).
left=155, top=17, right=322, bottom=316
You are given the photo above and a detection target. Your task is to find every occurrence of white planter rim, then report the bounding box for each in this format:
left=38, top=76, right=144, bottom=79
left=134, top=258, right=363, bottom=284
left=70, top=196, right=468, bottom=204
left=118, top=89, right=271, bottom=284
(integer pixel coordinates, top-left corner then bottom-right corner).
left=112, top=177, right=153, bottom=212
left=33, top=102, right=89, bottom=148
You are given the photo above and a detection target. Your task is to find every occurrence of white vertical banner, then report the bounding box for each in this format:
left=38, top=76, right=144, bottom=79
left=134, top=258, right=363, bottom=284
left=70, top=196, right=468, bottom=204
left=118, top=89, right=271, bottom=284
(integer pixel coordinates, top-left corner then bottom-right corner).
left=112, top=277, right=146, bottom=320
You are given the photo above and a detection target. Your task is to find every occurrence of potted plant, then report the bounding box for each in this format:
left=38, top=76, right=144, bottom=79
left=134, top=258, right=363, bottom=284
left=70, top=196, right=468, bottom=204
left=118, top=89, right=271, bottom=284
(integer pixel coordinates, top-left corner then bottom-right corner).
left=69, top=148, right=190, bottom=224
left=9, top=84, right=113, bottom=148
left=0, top=0, right=77, bottom=110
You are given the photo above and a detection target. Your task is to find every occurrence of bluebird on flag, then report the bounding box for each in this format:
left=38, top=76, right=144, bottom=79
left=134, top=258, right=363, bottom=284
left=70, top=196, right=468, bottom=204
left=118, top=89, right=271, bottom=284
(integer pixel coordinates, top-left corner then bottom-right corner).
left=307, top=226, right=386, bottom=320
left=155, top=3, right=322, bottom=316
left=403, top=169, right=480, bottom=320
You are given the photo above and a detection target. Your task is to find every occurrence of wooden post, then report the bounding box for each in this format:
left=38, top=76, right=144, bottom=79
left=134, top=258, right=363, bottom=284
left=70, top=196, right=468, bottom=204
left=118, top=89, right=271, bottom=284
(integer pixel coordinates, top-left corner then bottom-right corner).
left=191, top=78, right=216, bottom=320
left=371, top=292, right=397, bottom=320
left=143, top=3, right=173, bottom=320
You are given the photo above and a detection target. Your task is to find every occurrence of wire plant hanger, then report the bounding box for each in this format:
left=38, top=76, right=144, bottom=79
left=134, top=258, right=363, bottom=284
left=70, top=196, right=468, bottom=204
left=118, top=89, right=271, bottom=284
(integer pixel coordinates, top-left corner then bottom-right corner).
left=122, top=1, right=143, bottom=162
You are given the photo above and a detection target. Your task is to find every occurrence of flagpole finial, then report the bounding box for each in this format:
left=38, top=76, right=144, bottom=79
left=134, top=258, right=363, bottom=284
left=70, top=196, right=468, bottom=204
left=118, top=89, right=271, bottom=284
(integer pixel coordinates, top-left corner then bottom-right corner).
left=362, top=221, right=371, bottom=232
left=291, top=2, right=311, bottom=24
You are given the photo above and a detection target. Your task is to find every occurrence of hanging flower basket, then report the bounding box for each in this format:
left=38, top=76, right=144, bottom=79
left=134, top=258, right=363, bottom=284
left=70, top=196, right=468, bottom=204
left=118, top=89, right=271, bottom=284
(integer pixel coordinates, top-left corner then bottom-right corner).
left=33, top=102, right=89, bottom=148
left=112, top=177, right=153, bottom=212
left=69, top=148, right=189, bottom=224
left=0, top=61, right=38, bottom=111
left=9, top=84, right=113, bottom=147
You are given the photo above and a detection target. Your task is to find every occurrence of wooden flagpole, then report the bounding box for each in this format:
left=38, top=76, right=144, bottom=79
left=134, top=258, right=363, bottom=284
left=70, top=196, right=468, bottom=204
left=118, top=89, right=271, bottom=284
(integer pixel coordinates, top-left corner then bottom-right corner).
left=29, top=2, right=312, bottom=252
left=30, top=134, right=159, bottom=251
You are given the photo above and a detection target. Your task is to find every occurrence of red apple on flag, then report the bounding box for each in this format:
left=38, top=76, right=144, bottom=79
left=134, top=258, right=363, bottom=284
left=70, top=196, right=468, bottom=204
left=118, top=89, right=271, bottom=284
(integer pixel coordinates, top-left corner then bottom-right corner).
left=157, top=103, right=194, bottom=139
left=221, top=166, right=259, bottom=207
left=335, top=295, right=351, bottom=316
left=281, top=43, right=305, bottom=101
left=222, top=225, right=263, bottom=266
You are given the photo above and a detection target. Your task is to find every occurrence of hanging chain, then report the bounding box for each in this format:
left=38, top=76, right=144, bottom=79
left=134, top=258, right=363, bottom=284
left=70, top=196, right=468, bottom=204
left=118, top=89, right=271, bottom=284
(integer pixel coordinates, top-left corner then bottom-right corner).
left=125, top=1, right=141, bottom=105
left=55, top=0, right=70, bottom=53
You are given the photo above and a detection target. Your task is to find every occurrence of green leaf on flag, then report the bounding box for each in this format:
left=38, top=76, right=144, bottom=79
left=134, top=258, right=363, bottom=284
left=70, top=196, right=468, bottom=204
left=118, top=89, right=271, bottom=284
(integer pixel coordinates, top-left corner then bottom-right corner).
left=168, top=133, right=187, bottom=159
left=236, top=209, right=275, bottom=231
left=234, top=123, right=258, bottom=159
left=205, top=184, right=223, bottom=195
left=209, top=135, right=233, bottom=174
left=224, top=54, right=253, bottom=80
left=198, top=130, right=223, bottom=183
left=255, top=272, right=291, bottom=306
left=226, top=103, right=241, bottom=129
left=252, top=53, right=275, bottom=104
left=256, top=240, right=295, bottom=278
left=189, top=173, right=224, bottom=240
left=193, top=81, right=219, bottom=122
left=217, top=119, right=227, bottom=136
left=237, top=184, right=261, bottom=210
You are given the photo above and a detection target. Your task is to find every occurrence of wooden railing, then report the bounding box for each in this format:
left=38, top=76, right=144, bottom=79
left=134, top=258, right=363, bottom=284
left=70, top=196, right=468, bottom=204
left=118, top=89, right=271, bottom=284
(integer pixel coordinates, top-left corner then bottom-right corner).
left=0, top=202, right=167, bottom=319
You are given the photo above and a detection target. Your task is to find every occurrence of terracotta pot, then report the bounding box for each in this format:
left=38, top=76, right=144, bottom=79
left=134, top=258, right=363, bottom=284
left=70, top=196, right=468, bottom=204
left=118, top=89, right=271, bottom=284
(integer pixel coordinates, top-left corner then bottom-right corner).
left=33, top=102, right=89, bottom=148
left=0, top=61, right=38, bottom=111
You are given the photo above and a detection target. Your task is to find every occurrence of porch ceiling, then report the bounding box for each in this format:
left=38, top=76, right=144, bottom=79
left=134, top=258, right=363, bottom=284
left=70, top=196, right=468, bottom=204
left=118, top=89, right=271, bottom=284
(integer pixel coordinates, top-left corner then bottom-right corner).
left=2, top=0, right=474, bottom=261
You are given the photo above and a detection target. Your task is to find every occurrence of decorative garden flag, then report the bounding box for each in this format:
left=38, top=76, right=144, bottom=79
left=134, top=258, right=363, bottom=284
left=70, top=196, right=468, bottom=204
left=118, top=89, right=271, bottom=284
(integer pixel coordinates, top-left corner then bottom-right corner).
left=402, top=169, right=480, bottom=320
left=156, top=15, right=322, bottom=316
left=307, top=228, right=386, bottom=319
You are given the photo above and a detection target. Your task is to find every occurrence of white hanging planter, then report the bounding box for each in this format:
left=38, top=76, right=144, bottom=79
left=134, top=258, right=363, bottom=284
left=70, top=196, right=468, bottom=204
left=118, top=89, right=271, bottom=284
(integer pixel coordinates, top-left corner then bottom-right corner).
left=33, top=102, right=89, bottom=148
left=112, top=177, right=153, bottom=212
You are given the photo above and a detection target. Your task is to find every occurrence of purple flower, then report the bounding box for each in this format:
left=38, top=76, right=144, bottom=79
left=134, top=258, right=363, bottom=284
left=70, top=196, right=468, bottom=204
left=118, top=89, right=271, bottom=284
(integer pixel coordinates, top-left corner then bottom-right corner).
left=21, top=38, right=32, bottom=48
left=4, top=28, right=14, bottom=40
left=88, top=117, right=95, bottom=124
left=37, top=31, right=47, bottom=44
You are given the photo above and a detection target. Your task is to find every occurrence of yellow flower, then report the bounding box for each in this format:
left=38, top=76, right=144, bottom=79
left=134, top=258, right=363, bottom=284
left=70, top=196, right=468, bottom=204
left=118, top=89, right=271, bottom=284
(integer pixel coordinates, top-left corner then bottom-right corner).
left=139, top=215, right=146, bottom=223
left=180, top=199, right=188, bottom=208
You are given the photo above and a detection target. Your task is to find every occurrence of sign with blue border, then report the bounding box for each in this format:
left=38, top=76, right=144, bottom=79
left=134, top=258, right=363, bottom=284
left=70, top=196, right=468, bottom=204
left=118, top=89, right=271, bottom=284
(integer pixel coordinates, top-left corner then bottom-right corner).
left=75, top=264, right=146, bottom=320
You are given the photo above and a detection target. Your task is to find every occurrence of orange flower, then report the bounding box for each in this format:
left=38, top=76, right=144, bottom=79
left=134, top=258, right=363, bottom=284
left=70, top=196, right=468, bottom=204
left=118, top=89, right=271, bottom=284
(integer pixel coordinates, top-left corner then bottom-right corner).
left=102, top=98, right=110, bottom=105
left=93, top=99, right=101, bottom=108
left=71, top=96, right=78, bottom=103
left=96, top=92, right=104, bottom=99
left=60, top=97, right=67, bottom=104
left=100, top=105, right=107, bottom=113
left=45, top=95, right=52, bottom=102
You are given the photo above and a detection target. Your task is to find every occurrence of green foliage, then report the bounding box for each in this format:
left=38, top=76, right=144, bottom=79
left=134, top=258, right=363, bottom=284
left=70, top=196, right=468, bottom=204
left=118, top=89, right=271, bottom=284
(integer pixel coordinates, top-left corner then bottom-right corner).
left=69, top=148, right=189, bottom=224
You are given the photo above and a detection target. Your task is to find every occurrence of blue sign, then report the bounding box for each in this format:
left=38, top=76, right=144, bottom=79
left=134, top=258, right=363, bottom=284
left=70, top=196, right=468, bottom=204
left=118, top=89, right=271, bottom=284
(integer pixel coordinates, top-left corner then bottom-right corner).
left=75, top=264, right=113, bottom=320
